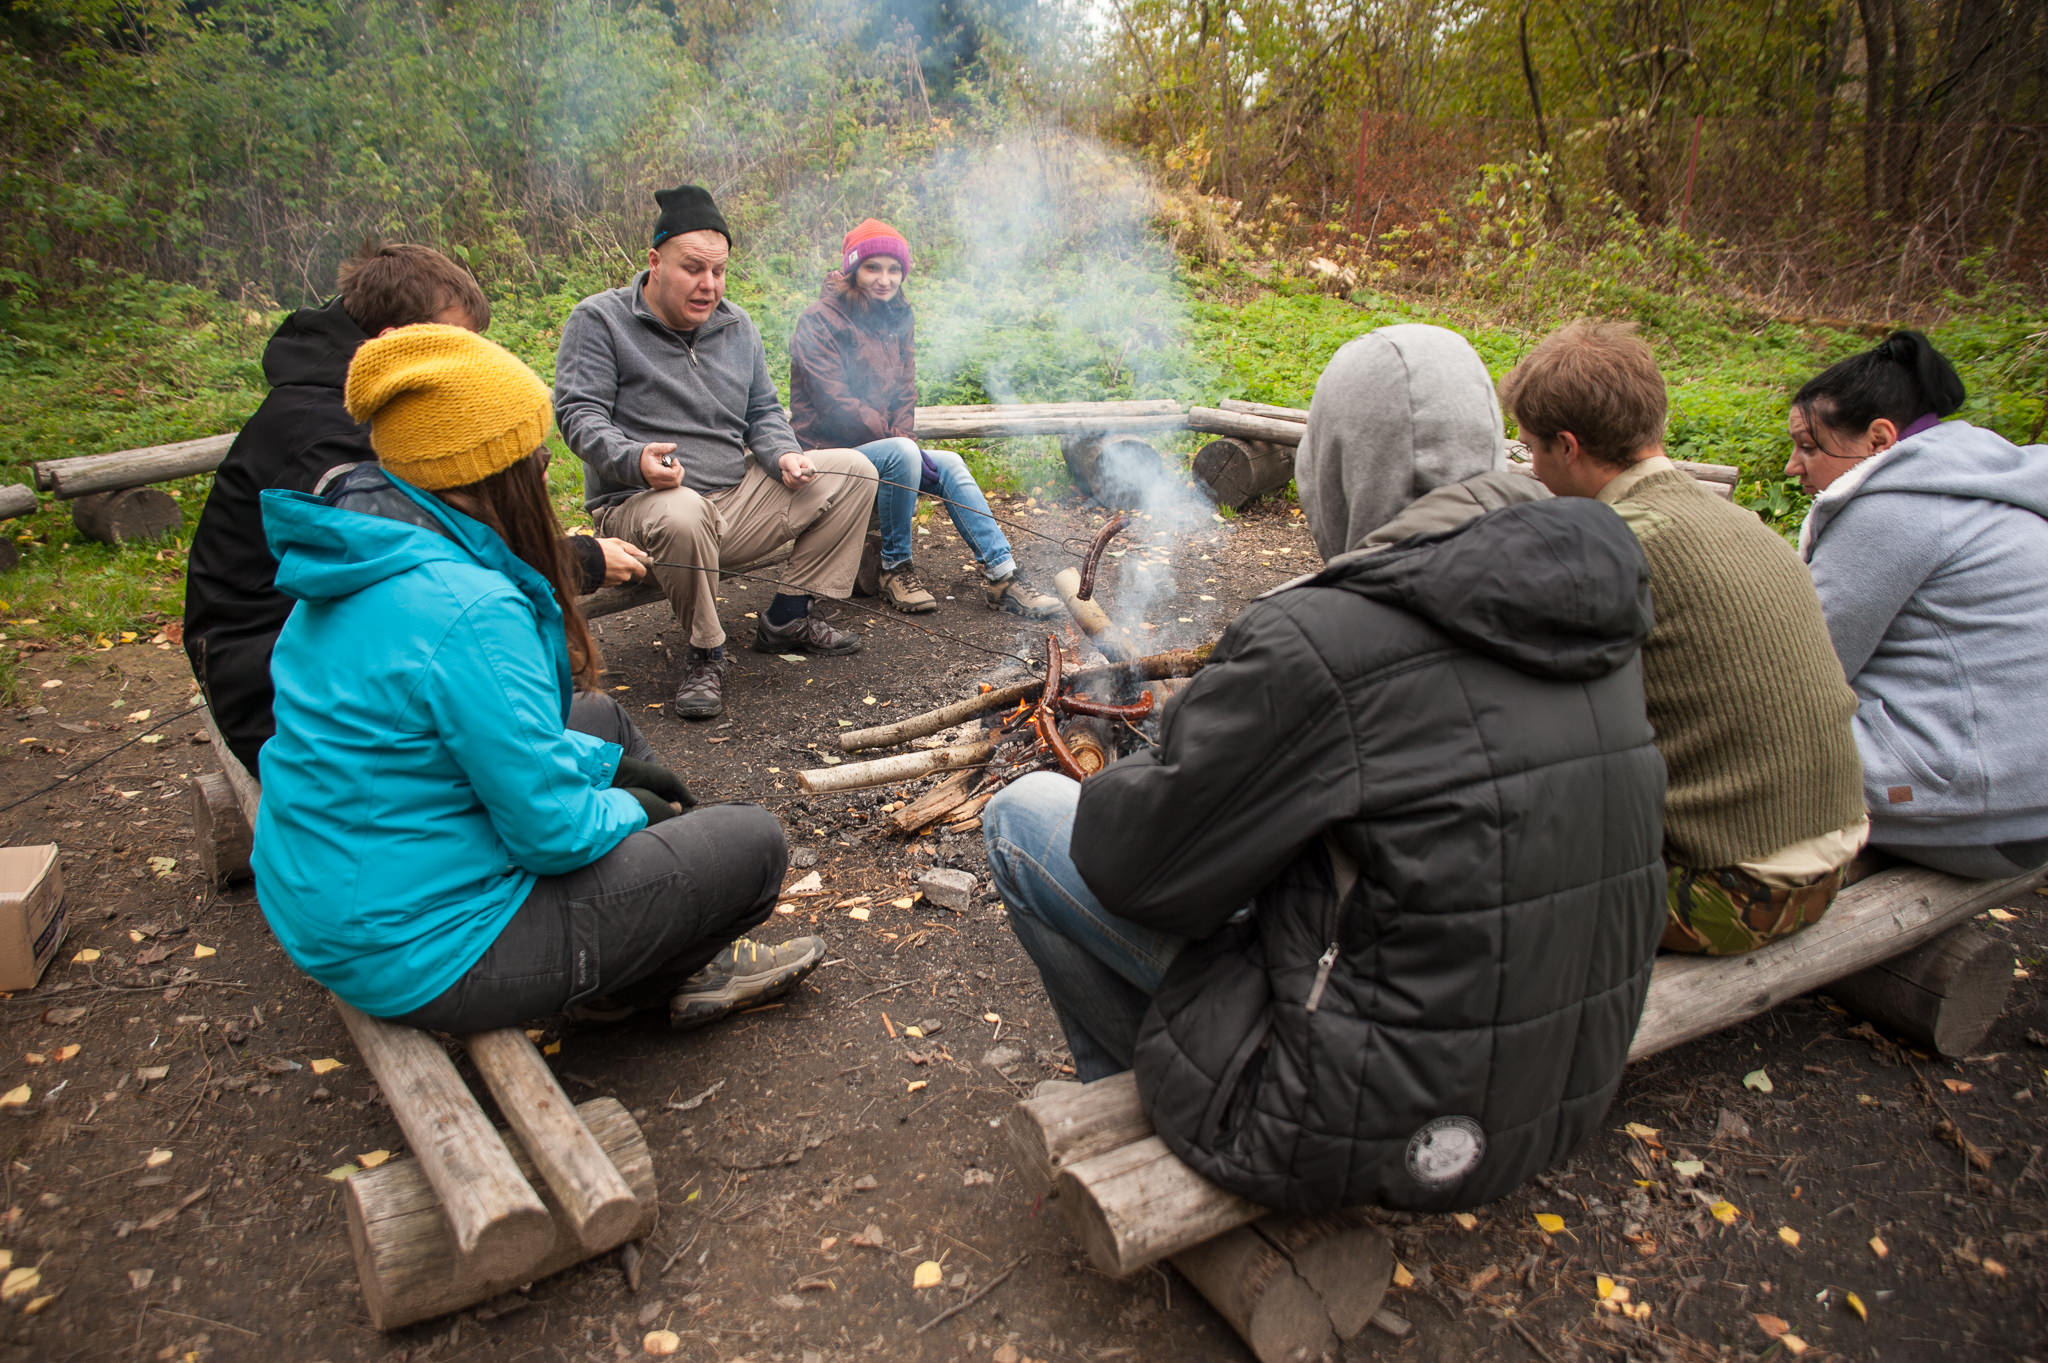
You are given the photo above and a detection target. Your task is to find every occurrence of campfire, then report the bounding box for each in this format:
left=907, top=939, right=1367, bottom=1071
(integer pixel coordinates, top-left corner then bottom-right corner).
left=796, top=511, right=1214, bottom=834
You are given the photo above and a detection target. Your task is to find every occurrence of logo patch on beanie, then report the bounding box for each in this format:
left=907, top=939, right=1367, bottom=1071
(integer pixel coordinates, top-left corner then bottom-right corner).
left=1405, top=1116, right=1485, bottom=1187
left=845, top=249, right=861, bottom=270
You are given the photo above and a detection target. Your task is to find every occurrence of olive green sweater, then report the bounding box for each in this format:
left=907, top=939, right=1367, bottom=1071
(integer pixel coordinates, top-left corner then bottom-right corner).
left=1606, top=466, right=1864, bottom=867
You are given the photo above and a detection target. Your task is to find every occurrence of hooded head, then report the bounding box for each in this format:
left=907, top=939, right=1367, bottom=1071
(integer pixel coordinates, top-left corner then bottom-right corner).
left=1297, top=324, right=1508, bottom=560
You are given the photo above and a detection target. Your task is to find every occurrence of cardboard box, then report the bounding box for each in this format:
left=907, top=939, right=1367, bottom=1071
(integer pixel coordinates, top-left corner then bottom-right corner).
left=0, top=845, right=65, bottom=991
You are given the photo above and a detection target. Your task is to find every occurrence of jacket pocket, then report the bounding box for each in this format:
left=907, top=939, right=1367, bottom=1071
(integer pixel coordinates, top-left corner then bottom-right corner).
left=1858, top=697, right=1957, bottom=802
left=1198, top=1012, right=1273, bottom=1153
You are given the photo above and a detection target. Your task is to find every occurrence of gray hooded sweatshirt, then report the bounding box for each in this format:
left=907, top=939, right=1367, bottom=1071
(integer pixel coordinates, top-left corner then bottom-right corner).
left=1297, top=324, right=1511, bottom=561
left=1799, top=420, right=2048, bottom=848
left=553, top=274, right=800, bottom=510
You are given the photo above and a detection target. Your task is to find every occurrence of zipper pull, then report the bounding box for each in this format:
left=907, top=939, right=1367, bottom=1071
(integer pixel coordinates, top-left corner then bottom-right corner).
left=1304, top=943, right=1339, bottom=1013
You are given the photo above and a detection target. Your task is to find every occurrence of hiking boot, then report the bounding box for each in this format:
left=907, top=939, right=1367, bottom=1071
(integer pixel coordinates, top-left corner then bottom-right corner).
left=986, top=570, right=1062, bottom=618
left=878, top=563, right=939, bottom=614
left=752, top=609, right=863, bottom=656
left=670, top=935, right=827, bottom=1031
left=563, top=997, right=639, bottom=1026
left=672, top=651, right=728, bottom=720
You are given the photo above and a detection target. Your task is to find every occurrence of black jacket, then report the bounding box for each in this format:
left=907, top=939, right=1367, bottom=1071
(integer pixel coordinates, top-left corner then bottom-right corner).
left=1073, top=497, right=1668, bottom=1212
left=184, top=299, right=604, bottom=775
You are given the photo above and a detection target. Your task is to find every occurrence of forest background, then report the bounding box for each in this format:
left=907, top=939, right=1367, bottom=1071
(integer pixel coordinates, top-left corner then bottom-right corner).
left=1, top=0, right=2044, bottom=651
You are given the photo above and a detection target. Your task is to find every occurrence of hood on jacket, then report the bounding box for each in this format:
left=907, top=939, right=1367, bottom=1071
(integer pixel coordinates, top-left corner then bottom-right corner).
left=262, top=466, right=548, bottom=614
left=262, top=296, right=370, bottom=392
left=816, top=270, right=912, bottom=330
left=1297, top=324, right=1509, bottom=559
left=1800, top=418, right=2048, bottom=559
left=1311, top=496, right=1653, bottom=682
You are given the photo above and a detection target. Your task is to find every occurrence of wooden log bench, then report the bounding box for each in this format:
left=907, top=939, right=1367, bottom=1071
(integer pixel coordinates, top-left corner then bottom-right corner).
left=1005, top=859, right=2043, bottom=1359
left=189, top=708, right=655, bottom=1330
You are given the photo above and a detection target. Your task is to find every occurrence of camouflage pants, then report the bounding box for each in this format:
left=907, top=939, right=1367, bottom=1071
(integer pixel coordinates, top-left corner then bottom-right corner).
left=1661, top=863, right=1846, bottom=956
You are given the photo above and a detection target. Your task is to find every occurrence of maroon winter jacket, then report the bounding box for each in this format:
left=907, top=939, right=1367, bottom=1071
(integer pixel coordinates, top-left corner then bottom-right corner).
left=788, top=272, right=916, bottom=449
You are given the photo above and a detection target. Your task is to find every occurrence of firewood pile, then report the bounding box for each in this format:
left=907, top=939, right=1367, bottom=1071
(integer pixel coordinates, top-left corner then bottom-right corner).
left=796, top=514, right=1215, bottom=835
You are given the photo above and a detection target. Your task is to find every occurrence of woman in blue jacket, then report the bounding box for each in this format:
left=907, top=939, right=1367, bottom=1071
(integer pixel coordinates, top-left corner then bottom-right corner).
left=1789, top=330, right=2048, bottom=880
left=254, top=324, right=822, bottom=1031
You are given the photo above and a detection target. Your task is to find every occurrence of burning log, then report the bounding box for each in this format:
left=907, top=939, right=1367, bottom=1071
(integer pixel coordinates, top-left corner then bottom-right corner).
left=797, top=739, right=997, bottom=794
left=1193, top=437, right=1296, bottom=511
left=1076, top=513, right=1129, bottom=600
left=887, top=769, right=983, bottom=836
left=836, top=646, right=1215, bottom=753
left=1052, top=568, right=1142, bottom=664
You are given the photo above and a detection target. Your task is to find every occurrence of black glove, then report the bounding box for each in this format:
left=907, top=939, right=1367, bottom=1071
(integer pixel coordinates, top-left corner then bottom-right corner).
left=622, top=786, right=681, bottom=825
left=614, top=756, right=695, bottom=810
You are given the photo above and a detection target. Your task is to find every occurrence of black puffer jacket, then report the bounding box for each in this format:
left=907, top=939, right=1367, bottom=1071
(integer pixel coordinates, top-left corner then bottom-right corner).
left=1072, top=496, right=1667, bottom=1212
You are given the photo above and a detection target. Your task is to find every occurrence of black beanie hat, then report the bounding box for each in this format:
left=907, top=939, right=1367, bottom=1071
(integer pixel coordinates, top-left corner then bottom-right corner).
left=652, top=185, right=731, bottom=249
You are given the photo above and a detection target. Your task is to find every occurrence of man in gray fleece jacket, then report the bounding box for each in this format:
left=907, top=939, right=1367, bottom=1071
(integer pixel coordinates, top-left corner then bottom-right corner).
left=555, top=185, right=876, bottom=720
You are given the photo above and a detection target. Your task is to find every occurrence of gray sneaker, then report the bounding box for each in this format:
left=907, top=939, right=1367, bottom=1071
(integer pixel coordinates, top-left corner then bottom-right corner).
left=670, top=935, right=827, bottom=1031
left=752, top=609, right=863, bottom=656
left=672, top=652, right=728, bottom=720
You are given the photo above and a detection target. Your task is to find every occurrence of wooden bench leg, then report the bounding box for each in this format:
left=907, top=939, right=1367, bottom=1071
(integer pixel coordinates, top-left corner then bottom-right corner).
left=1169, top=1213, right=1393, bottom=1363
left=346, top=1096, right=656, bottom=1330
left=190, top=770, right=253, bottom=885
left=1827, top=921, right=2016, bottom=1056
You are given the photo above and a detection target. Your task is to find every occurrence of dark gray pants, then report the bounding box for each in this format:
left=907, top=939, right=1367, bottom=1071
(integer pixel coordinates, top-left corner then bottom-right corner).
left=394, top=695, right=787, bottom=1033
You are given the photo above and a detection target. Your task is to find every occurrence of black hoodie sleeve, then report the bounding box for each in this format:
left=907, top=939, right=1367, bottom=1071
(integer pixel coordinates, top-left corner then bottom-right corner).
left=1069, top=599, right=1357, bottom=938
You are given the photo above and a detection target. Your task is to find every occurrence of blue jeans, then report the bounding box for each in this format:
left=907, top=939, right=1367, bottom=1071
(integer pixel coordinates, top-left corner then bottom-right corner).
left=983, top=771, right=1185, bottom=1080
left=859, top=436, right=1015, bottom=579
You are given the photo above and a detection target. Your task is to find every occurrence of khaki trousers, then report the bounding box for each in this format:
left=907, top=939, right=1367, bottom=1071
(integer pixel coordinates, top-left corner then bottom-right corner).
left=595, top=450, right=876, bottom=650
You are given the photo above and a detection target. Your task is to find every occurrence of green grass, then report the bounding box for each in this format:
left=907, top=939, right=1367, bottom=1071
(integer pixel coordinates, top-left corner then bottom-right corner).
left=3, top=259, right=2042, bottom=645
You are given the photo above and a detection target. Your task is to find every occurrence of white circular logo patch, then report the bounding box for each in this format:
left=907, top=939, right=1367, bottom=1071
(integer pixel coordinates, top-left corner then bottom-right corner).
left=1405, top=1116, right=1485, bottom=1187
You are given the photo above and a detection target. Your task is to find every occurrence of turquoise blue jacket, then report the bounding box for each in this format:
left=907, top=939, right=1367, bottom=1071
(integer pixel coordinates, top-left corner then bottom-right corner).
left=252, top=469, right=646, bottom=1016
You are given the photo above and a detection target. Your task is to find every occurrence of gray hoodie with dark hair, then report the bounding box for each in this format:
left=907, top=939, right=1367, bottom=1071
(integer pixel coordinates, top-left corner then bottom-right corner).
left=1799, top=420, right=2048, bottom=850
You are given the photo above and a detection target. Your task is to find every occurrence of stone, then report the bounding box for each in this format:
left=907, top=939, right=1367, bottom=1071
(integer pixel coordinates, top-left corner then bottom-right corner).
left=791, top=848, right=818, bottom=869
left=916, top=867, right=978, bottom=912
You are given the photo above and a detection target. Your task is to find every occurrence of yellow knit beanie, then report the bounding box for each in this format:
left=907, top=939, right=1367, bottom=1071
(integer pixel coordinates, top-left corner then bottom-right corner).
left=343, top=324, right=554, bottom=491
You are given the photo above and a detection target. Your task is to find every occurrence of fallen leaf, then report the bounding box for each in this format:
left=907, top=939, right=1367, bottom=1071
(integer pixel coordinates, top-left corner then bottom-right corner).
left=1846, top=1290, right=1868, bottom=1321
left=135, top=1065, right=168, bottom=1082
left=147, top=856, right=177, bottom=878
left=1623, top=1121, right=1660, bottom=1141
left=1869, top=1235, right=1889, bottom=1259
left=325, top=1164, right=359, bottom=1181
left=71, top=948, right=100, bottom=963
left=903, top=1025, right=924, bottom=1038
left=905, top=1080, right=928, bottom=1093
left=53, top=1044, right=79, bottom=1062
left=0, top=1085, right=28, bottom=1109
left=1711, top=1200, right=1740, bottom=1226
left=1941, top=1078, right=1973, bottom=1094
left=1534, top=1212, right=1566, bottom=1235
left=848, top=907, right=871, bottom=922
left=542, top=1040, right=562, bottom=1056
left=0, top=1266, right=37, bottom=1302
left=1392, top=1261, right=1414, bottom=1288
left=850, top=1223, right=886, bottom=1248
left=191, top=944, right=215, bottom=959
left=128, top=1268, right=154, bottom=1291
left=21, top=1054, right=42, bottom=1066
left=912, top=1260, right=943, bottom=1289
left=1743, top=1068, right=1774, bottom=1093
left=1451, top=1212, right=1478, bottom=1231
left=983, top=1012, right=1001, bottom=1024
left=891, top=896, right=916, bottom=910
left=41, top=1007, right=86, bottom=1026
left=127, top=709, right=152, bottom=722
left=1467, top=1264, right=1501, bottom=1293
left=1987, top=908, right=2017, bottom=922
left=128, top=930, right=146, bottom=943
left=310, top=1058, right=344, bottom=1076
left=1778, top=1226, right=1800, bottom=1247
left=643, top=1329, right=682, bottom=1356
left=1671, top=1159, right=1706, bottom=1179
left=1754, top=1313, right=1789, bottom=1339
left=358, top=1150, right=391, bottom=1169
left=1782, top=1333, right=1810, bottom=1356
left=785, top=871, right=824, bottom=896
left=144, top=1149, right=173, bottom=1168
left=1983, top=1258, right=2008, bottom=1278
left=1596, top=1274, right=1616, bottom=1300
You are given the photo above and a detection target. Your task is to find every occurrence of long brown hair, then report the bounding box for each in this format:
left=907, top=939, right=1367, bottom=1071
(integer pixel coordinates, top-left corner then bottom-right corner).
left=438, top=451, right=602, bottom=690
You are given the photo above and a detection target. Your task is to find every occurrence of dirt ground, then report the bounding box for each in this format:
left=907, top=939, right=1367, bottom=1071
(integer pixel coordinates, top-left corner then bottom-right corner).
left=0, top=491, right=2043, bottom=1363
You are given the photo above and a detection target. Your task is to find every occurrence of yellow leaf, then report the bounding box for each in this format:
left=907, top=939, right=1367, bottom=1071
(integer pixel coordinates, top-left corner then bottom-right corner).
left=1671, top=1159, right=1705, bottom=1178
left=1596, top=1275, right=1616, bottom=1300
left=21, top=1054, right=42, bottom=1066
left=53, top=1044, right=79, bottom=1062
left=0, top=1085, right=28, bottom=1109
left=1452, top=1211, right=1478, bottom=1230
left=903, top=1025, right=924, bottom=1038
left=1983, top=1258, right=2008, bottom=1278
left=848, top=907, right=871, bottom=922
left=524, top=1028, right=545, bottom=1042
left=1987, top=908, right=2017, bottom=922
left=1754, top=1313, right=1789, bottom=1339
left=542, top=1041, right=561, bottom=1056
left=891, top=896, right=916, bottom=910
left=906, top=1080, right=928, bottom=1092
left=1623, top=1122, right=1660, bottom=1141
left=310, top=1058, right=344, bottom=1075
left=192, top=944, right=215, bottom=959
left=144, top=1149, right=173, bottom=1168
left=1782, top=1332, right=1809, bottom=1356
left=72, top=948, right=100, bottom=963
left=1534, top=1212, right=1566, bottom=1235
left=0, top=1266, right=39, bottom=1302
left=1710, top=1200, right=1740, bottom=1225
left=358, top=1150, right=391, bottom=1169
left=127, top=709, right=151, bottom=722
left=128, top=930, right=146, bottom=943
left=1941, top=1078, right=1972, bottom=1094
left=1846, top=1290, right=1868, bottom=1322
left=1743, top=1068, right=1774, bottom=1093
left=1869, top=1235, right=1889, bottom=1259
left=983, top=1012, right=1001, bottom=1024
left=23, top=1293, right=55, bottom=1316
left=1778, top=1226, right=1800, bottom=1247
left=1392, top=1261, right=1415, bottom=1288
left=642, top=1329, right=682, bottom=1356
left=912, top=1260, right=943, bottom=1289
left=324, top=1164, right=359, bottom=1181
